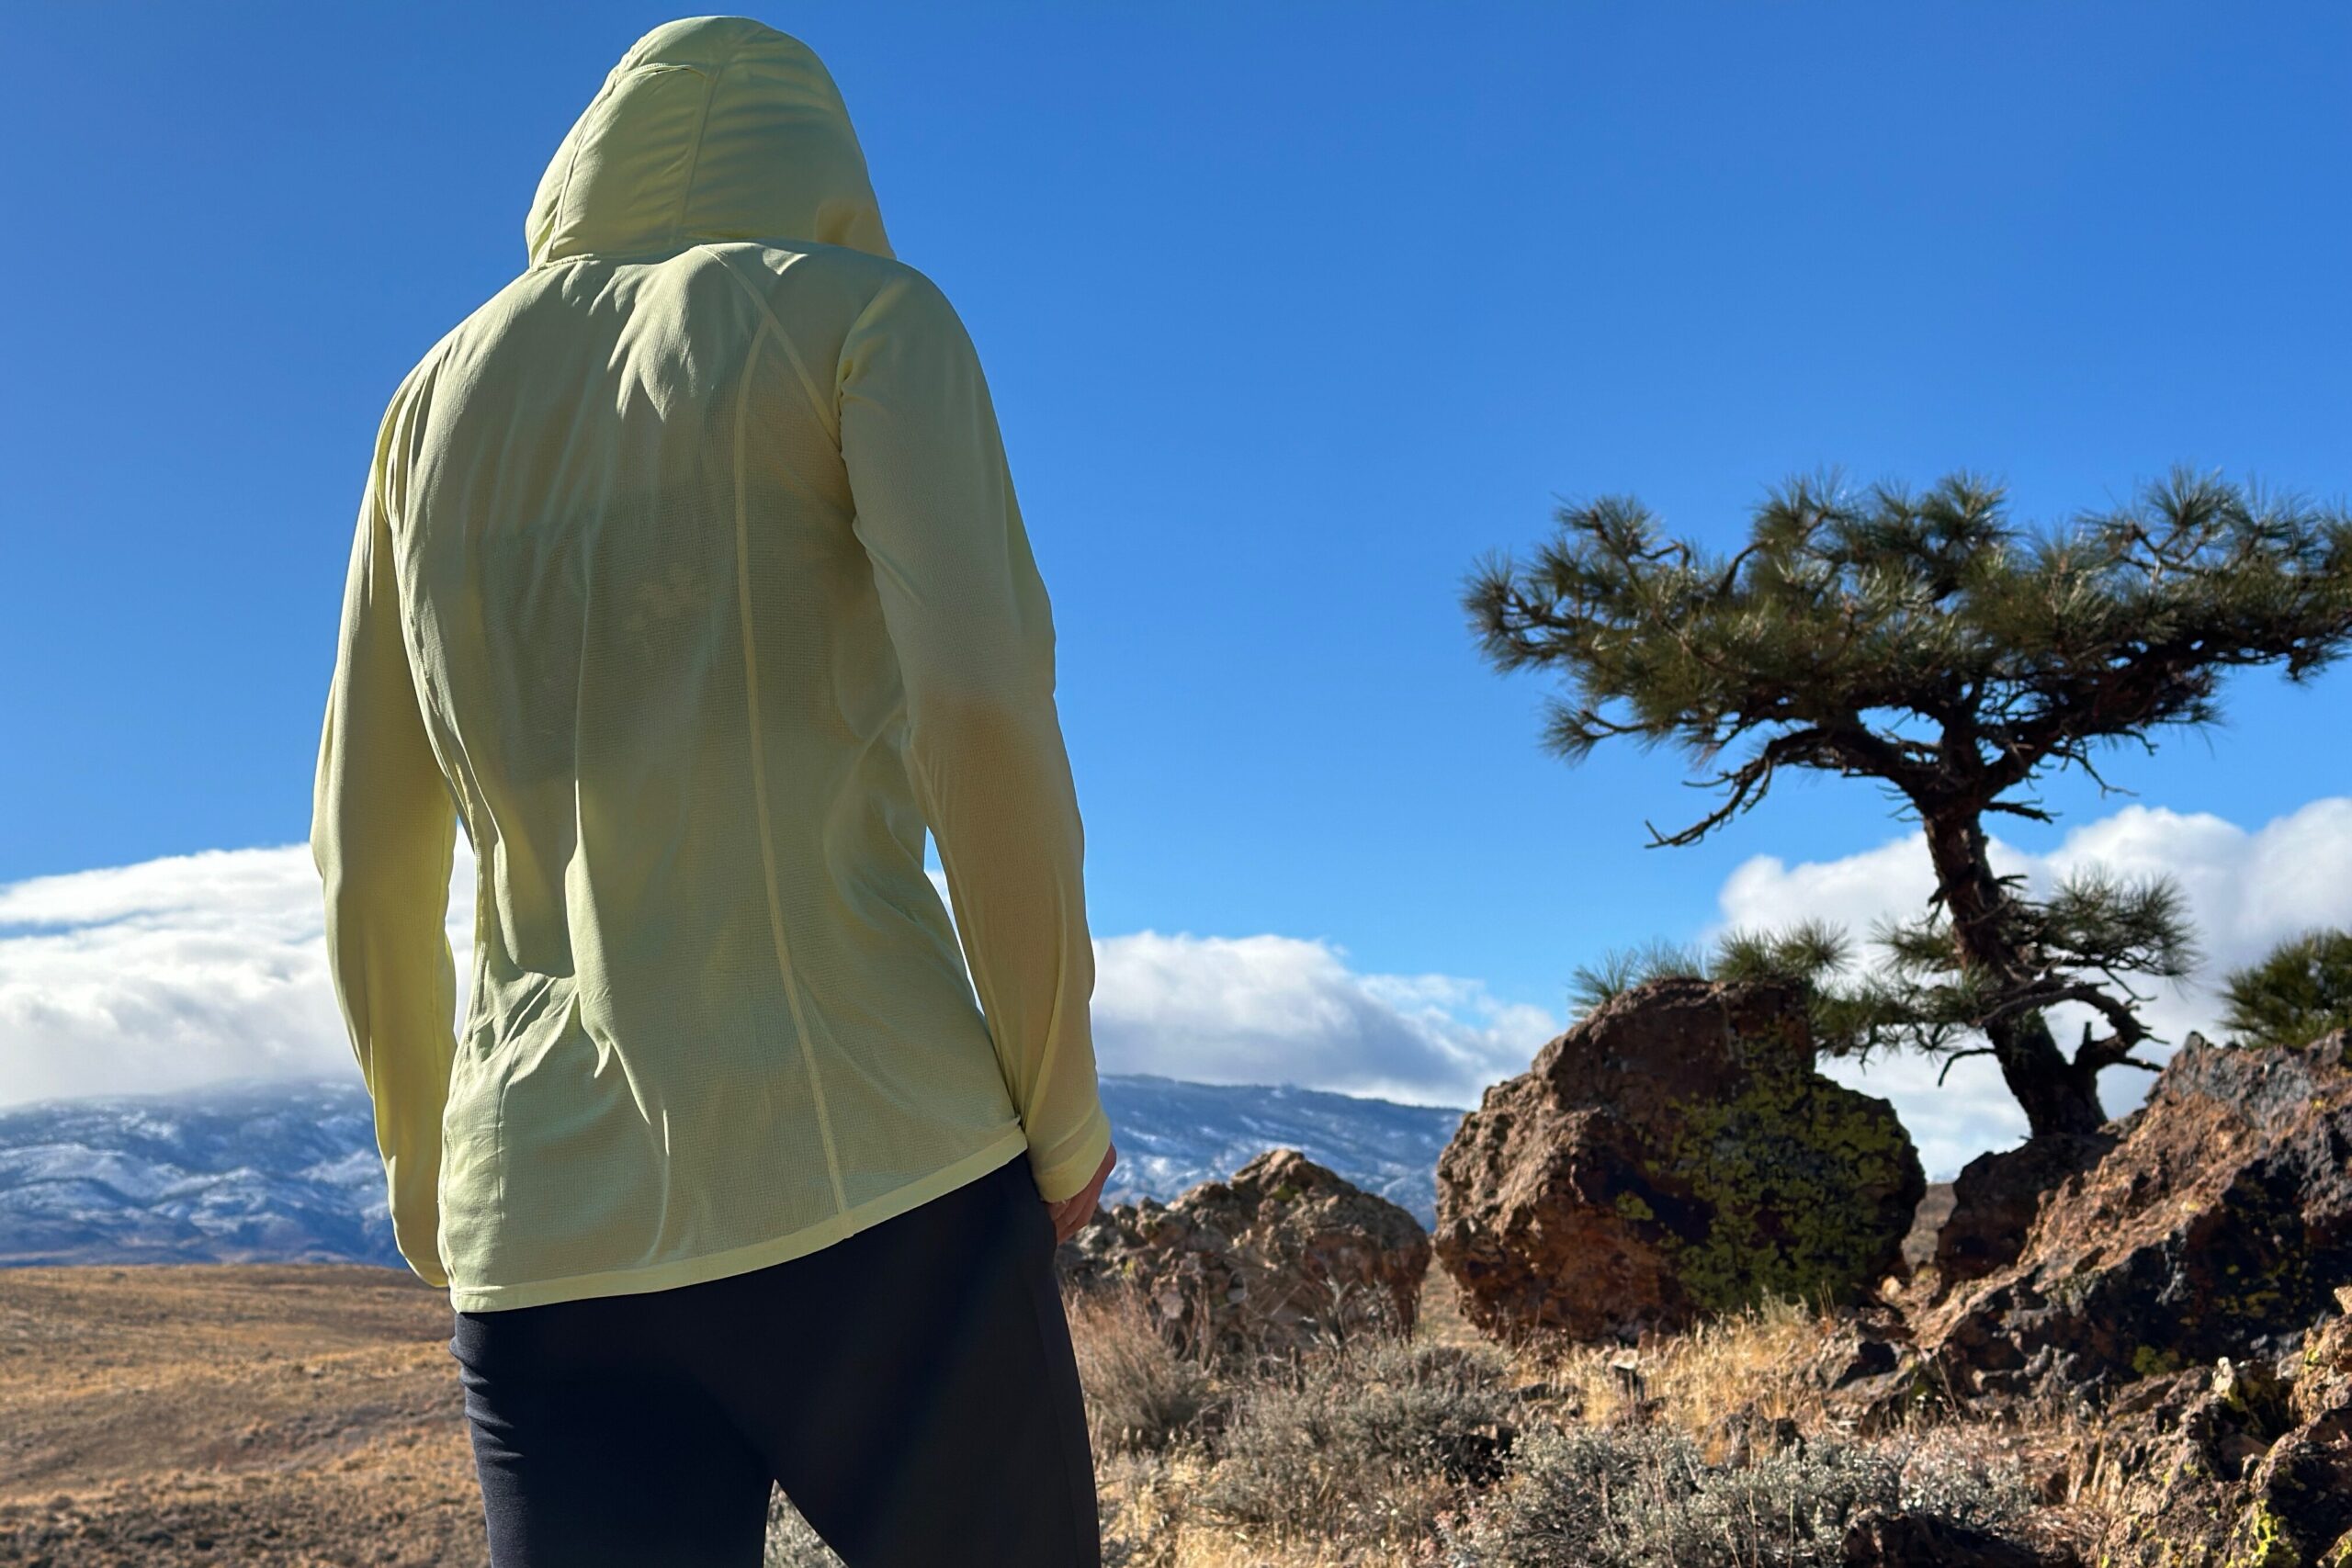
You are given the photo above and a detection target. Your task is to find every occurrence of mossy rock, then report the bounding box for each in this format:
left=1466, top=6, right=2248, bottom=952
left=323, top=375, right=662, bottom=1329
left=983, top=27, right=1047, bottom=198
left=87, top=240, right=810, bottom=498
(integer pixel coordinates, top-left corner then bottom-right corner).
left=1663, top=1054, right=1922, bottom=1314
left=1434, top=976, right=1925, bottom=1341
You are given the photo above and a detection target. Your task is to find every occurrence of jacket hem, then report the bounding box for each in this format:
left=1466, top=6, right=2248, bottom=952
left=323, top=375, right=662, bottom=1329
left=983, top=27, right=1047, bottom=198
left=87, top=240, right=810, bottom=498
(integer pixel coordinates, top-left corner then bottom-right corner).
left=443, top=1125, right=1031, bottom=1312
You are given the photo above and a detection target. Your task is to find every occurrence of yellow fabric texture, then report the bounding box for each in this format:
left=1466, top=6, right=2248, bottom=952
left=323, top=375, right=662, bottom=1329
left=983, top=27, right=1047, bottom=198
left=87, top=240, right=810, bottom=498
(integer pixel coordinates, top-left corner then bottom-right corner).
left=311, top=15, right=1110, bottom=1312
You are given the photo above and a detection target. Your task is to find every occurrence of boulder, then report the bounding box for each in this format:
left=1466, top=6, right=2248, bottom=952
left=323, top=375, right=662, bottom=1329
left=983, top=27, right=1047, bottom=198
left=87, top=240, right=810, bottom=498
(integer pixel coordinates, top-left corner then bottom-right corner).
left=1927, top=1132, right=2116, bottom=1300
left=1840, top=1511, right=2058, bottom=1568
left=2289, top=1295, right=2352, bottom=1430
left=1922, top=1032, right=2352, bottom=1403
left=2082, top=1366, right=2245, bottom=1564
left=1900, top=1181, right=1956, bottom=1276
left=2222, top=1305, right=2352, bottom=1567
left=1054, top=1147, right=1429, bottom=1366
left=1432, top=976, right=1925, bottom=1344
left=2086, top=1305, right=2352, bottom=1566
left=1802, top=1310, right=1952, bottom=1435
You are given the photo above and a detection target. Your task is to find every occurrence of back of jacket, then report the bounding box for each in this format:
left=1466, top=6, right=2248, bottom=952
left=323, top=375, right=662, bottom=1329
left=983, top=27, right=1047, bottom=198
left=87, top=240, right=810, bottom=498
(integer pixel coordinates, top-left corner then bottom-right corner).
left=312, top=17, right=1110, bottom=1312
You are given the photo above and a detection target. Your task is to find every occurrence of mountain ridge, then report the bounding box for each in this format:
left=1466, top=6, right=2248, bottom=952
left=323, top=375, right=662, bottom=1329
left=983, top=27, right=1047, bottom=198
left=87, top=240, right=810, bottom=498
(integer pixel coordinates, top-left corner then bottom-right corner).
left=0, top=1074, right=1464, bottom=1271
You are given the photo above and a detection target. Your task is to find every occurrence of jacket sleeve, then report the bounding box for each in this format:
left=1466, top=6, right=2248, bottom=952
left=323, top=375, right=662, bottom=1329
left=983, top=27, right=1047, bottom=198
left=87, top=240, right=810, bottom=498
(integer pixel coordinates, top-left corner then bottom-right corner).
left=311, top=413, right=460, bottom=1289
left=835, top=271, right=1113, bottom=1204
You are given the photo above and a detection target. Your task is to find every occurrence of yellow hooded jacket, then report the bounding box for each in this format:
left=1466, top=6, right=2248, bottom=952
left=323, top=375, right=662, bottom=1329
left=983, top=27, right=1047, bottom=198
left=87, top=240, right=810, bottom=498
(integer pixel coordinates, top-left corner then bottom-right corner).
left=312, top=16, right=1111, bottom=1311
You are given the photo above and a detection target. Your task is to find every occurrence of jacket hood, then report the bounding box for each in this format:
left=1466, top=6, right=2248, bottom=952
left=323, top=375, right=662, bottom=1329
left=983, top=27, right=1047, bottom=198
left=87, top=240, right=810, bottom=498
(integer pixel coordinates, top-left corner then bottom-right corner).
left=526, top=17, right=892, bottom=266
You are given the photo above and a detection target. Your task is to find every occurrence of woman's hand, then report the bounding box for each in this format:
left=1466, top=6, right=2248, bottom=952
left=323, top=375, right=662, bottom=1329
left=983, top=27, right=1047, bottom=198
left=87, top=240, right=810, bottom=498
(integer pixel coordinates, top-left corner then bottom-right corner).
left=1046, top=1141, right=1116, bottom=1245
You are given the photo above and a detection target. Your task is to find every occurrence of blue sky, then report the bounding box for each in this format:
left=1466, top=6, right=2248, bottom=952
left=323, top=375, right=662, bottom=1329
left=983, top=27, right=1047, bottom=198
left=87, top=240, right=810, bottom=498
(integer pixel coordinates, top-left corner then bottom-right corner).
left=3, top=5, right=2349, bottom=1168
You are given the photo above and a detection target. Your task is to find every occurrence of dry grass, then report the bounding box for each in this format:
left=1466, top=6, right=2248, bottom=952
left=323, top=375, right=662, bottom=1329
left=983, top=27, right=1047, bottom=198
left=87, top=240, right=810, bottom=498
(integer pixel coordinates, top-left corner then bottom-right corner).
left=0, top=1264, right=491, bottom=1565
left=1098, top=1452, right=1372, bottom=1568
left=1530, top=1295, right=1829, bottom=1444
left=1066, top=1283, right=1222, bottom=1457
left=1062, top=1263, right=2091, bottom=1565
left=1, top=1257, right=2102, bottom=1566
left=1411, top=1255, right=1850, bottom=1441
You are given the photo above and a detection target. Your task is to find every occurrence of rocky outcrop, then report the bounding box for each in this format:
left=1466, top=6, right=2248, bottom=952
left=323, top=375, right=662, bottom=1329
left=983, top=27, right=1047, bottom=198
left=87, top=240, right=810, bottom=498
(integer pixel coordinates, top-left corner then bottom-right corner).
left=2086, top=1300, right=2352, bottom=1566
left=2083, top=1363, right=2278, bottom=1562
left=1806, top=1311, right=1951, bottom=1436
left=1927, top=1132, right=2116, bottom=1299
left=2232, top=1307, right=2352, bottom=1565
left=1432, top=977, right=1925, bottom=1344
left=1055, top=1147, right=1430, bottom=1366
left=1840, top=1511, right=2058, bottom=1568
left=1923, top=1032, right=2352, bottom=1402
left=1899, top=1182, right=1956, bottom=1276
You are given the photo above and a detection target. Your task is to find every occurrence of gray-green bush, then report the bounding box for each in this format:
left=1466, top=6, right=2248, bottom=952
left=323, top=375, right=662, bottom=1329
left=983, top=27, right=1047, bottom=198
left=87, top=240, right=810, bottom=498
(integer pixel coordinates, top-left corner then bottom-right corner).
left=763, top=1485, right=843, bottom=1568
left=1197, top=1336, right=1519, bottom=1549
left=1442, top=1423, right=2034, bottom=1567
left=1067, top=1282, right=1221, bottom=1456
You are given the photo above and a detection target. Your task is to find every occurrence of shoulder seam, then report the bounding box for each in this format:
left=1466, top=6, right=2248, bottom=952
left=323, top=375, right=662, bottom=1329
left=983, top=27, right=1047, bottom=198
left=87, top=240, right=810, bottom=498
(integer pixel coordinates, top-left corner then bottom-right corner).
left=698, top=245, right=839, bottom=445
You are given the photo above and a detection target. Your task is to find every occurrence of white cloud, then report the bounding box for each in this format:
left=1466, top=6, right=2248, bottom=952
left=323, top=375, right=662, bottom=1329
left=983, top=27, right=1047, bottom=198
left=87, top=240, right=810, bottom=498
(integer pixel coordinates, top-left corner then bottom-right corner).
left=8, top=796, right=2342, bottom=1179
left=0, top=844, right=1541, bottom=1115
left=1713, top=797, right=2352, bottom=1176
left=0, top=844, right=341, bottom=1107
left=1089, top=931, right=1547, bottom=1107
left=0, top=843, right=475, bottom=1111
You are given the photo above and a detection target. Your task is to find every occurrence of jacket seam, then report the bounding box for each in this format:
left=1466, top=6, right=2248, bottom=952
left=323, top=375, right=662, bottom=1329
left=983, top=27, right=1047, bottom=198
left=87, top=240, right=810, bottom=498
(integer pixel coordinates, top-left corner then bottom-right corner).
left=538, top=73, right=611, bottom=265
left=731, top=330, right=850, bottom=1217
left=832, top=276, right=912, bottom=445
left=368, top=397, right=504, bottom=1259
left=670, top=52, right=735, bottom=247
left=701, top=246, right=839, bottom=445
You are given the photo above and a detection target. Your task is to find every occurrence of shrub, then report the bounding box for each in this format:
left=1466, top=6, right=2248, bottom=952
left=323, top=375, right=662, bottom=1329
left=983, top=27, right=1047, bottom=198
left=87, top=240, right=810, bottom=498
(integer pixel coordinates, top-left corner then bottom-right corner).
left=1197, top=1335, right=1518, bottom=1550
left=763, top=1485, right=843, bottom=1568
left=1066, top=1281, right=1220, bottom=1456
left=1442, top=1423, right=2033, bottom=1567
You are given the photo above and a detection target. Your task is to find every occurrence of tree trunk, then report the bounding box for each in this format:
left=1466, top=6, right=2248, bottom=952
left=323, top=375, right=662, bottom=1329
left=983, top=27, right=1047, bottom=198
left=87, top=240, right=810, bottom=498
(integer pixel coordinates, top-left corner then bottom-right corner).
left=1921, top=806, right=2108, bottom=1139
left=1981, top=1010, right=2106, bottom=1137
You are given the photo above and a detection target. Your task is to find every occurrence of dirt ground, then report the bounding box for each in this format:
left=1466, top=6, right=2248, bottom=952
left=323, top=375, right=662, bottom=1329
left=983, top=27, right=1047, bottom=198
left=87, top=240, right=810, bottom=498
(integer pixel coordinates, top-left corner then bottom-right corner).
left=0, top=1264, right=487, bottom=1566
left=0, top=1258, right=1482, bottom=1566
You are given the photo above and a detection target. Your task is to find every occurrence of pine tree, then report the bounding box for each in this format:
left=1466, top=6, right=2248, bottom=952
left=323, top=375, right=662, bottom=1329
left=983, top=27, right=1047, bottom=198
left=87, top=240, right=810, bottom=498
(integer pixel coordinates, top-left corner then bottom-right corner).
left=1467, top=469, right=2352, bottom=1137
left=2220, top=929, right=2352, bottom=1050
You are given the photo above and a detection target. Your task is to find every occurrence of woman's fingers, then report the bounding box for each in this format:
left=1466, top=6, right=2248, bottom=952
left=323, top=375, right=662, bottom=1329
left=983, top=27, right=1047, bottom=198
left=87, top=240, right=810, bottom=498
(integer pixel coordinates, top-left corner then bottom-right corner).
left=1044, top=1140, right=1118, bottom=1244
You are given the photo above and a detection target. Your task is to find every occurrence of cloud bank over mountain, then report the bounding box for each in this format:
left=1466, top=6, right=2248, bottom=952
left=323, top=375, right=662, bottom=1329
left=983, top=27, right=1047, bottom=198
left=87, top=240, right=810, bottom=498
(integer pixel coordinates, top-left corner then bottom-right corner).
left=1089, top=931, right=1552, bottom=1109
left=4, top=796, right=2346, bottom=1178
left=0, top=848, right=394, bottom=1111
left=0, top=843, right=1546, bottom=1116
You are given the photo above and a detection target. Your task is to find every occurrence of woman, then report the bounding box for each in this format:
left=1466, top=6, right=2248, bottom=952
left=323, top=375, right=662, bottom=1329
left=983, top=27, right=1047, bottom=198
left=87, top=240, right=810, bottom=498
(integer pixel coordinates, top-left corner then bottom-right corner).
left=311, top=17, right=1116, bottom=1564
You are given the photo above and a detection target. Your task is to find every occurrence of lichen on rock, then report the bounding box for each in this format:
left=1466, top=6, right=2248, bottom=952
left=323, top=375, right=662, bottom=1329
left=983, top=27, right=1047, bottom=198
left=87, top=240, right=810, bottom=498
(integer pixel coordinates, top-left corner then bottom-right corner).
left=1923, top=1032, right=2352, bottom=1404
left=1663, top=1054, right=1925, bottom=1315
left=1432, top=976, right=1925, bottom=1344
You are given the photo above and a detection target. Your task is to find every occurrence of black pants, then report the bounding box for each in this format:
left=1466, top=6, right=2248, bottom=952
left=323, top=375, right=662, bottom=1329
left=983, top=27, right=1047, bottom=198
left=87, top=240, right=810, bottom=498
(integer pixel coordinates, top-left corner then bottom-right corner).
left=447, top=1150, right=1101, bottom=1567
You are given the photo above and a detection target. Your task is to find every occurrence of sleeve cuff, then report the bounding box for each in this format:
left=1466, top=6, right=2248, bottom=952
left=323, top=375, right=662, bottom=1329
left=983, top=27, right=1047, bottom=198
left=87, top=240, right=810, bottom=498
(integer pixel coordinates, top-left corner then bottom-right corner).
left=1026, top=1100, right=1114, bottom=1204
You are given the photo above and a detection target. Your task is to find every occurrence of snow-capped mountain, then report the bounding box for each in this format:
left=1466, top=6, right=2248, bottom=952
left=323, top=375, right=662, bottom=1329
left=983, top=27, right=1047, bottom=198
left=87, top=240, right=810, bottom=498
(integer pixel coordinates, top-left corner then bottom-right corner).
left=1094, top=1074, right=1462, bottom=1223
left=0, top=1077, right=400, bottom=1269
left=0, top=1074, right=1466, bottom=1270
